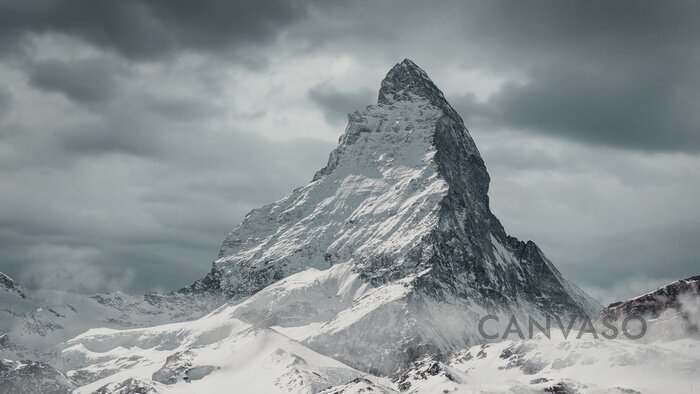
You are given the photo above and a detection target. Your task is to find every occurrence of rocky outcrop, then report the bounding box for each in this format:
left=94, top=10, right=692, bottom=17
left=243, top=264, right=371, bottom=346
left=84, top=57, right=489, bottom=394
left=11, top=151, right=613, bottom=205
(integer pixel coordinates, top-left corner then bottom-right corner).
left=0, top=272, right=26, bottom=299
left=599, top=275, right=700, bottom=320
left=0, top=359, right=74, bottom=394
left=597, top=275, right=700, bottom=338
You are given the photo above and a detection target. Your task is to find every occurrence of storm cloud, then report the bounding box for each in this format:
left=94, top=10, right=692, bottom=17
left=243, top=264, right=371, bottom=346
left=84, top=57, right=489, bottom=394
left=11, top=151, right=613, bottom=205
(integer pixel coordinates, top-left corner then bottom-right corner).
left=0, top=0, right=314, bottom=60
left=478, top=66, right=700, bottom=152
left=308, top=83, right=374, bottom=125
left=27, top=57, right=126, bottom=104
left=0, top=0, right=698, bottom=302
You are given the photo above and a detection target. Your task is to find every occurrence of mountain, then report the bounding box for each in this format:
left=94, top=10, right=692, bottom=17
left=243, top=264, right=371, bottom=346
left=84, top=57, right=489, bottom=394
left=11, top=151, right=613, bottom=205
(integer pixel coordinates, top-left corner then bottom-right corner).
left=0, top=271, right=222, bottom=361
left=181, top=58, right=599, bottom=372
left=599, top=275, right=699, bottom=319
left=597, top=275, right=700, bottom=339
left=195, top=59, right=598, bottom=316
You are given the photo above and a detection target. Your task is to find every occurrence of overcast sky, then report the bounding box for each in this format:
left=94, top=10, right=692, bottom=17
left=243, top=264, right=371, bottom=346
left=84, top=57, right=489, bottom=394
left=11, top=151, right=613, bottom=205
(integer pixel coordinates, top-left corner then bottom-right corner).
left=1, top=0, right=699, bottom=304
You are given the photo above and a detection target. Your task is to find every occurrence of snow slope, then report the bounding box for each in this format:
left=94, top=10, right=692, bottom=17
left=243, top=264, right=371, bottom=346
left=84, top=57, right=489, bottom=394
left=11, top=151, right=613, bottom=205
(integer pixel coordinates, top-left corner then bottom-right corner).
left=0, top=271, right=221, bottom=362
left=62, top=309, right=389, bottom=394
left=56, top=294, right=700, bottom=393
left=393, top=333, right=700, bottom=394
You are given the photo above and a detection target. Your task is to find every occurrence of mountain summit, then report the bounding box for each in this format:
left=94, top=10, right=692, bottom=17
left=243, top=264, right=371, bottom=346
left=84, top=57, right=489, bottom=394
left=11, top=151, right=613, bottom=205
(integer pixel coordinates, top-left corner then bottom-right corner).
left=379, top=59, right=455, bottom=112
left=184, top=59, right=600, bottom=371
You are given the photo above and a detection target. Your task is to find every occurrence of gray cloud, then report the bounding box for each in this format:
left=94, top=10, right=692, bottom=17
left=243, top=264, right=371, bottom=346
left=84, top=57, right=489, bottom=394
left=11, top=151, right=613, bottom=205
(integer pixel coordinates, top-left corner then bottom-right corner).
left=19, top=245, right=135, bottom=294
left=466, top=64, right=700, bottom=152
left=566, top=223, right=700, bottom=290
left=56, top=119, right=160, bottom=157
left=0, top=0, right=314, bottom=60
left=0, top=126, right=332, bottom=292
left=0, top=87, right=11, bottom=116
left=308, top=83, right=374, bottom=125
left=0, top=43, right=334, bottom=293
left=27, top=58, right=126, bottom=104
left=460, top=0, right=700, bottom=62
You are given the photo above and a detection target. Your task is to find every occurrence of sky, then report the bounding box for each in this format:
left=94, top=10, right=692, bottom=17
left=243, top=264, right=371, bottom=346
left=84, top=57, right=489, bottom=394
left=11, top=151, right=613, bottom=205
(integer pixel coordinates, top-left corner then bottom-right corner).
left=0, top=0, right=699, bottom=304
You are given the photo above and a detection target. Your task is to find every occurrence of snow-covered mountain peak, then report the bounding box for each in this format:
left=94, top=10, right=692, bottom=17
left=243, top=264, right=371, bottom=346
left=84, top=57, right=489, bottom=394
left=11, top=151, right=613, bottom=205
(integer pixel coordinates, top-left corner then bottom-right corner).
left=177, top=61, right=601, bottom=374
left=190, top=59, right=599, bottom=313
left=378, top=59, right=458, bottom=120
left=193, top=60, right=600, bottom=320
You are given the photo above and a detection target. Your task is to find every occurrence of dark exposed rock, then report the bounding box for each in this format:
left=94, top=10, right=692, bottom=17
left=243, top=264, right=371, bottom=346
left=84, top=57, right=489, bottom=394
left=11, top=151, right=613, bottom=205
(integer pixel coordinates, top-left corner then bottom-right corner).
left=319, top=377, right=391, bottom=393
left=0, top=272, right=26, bottom=299
left=476, top=345, right=488, bottom=359
left=0, top=359, right=75, bottom=394
left=151, top=349, right=219, bottom=385
left=397, top=380, right=411, bottom=392
left=544, top=381, right=580, bottom=394
left=393, top=356, right=456, bottom=392
left=151, top=350, right=192, bottom=384
left=93, top=378, right=162, bottom=394
left=596, top=275, right=700, bottom=339
left=378, top=59, right=461, bottom=121
left=598, top=275, right=700, bottom=320
left=498, top=343, right=544, bottom=375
